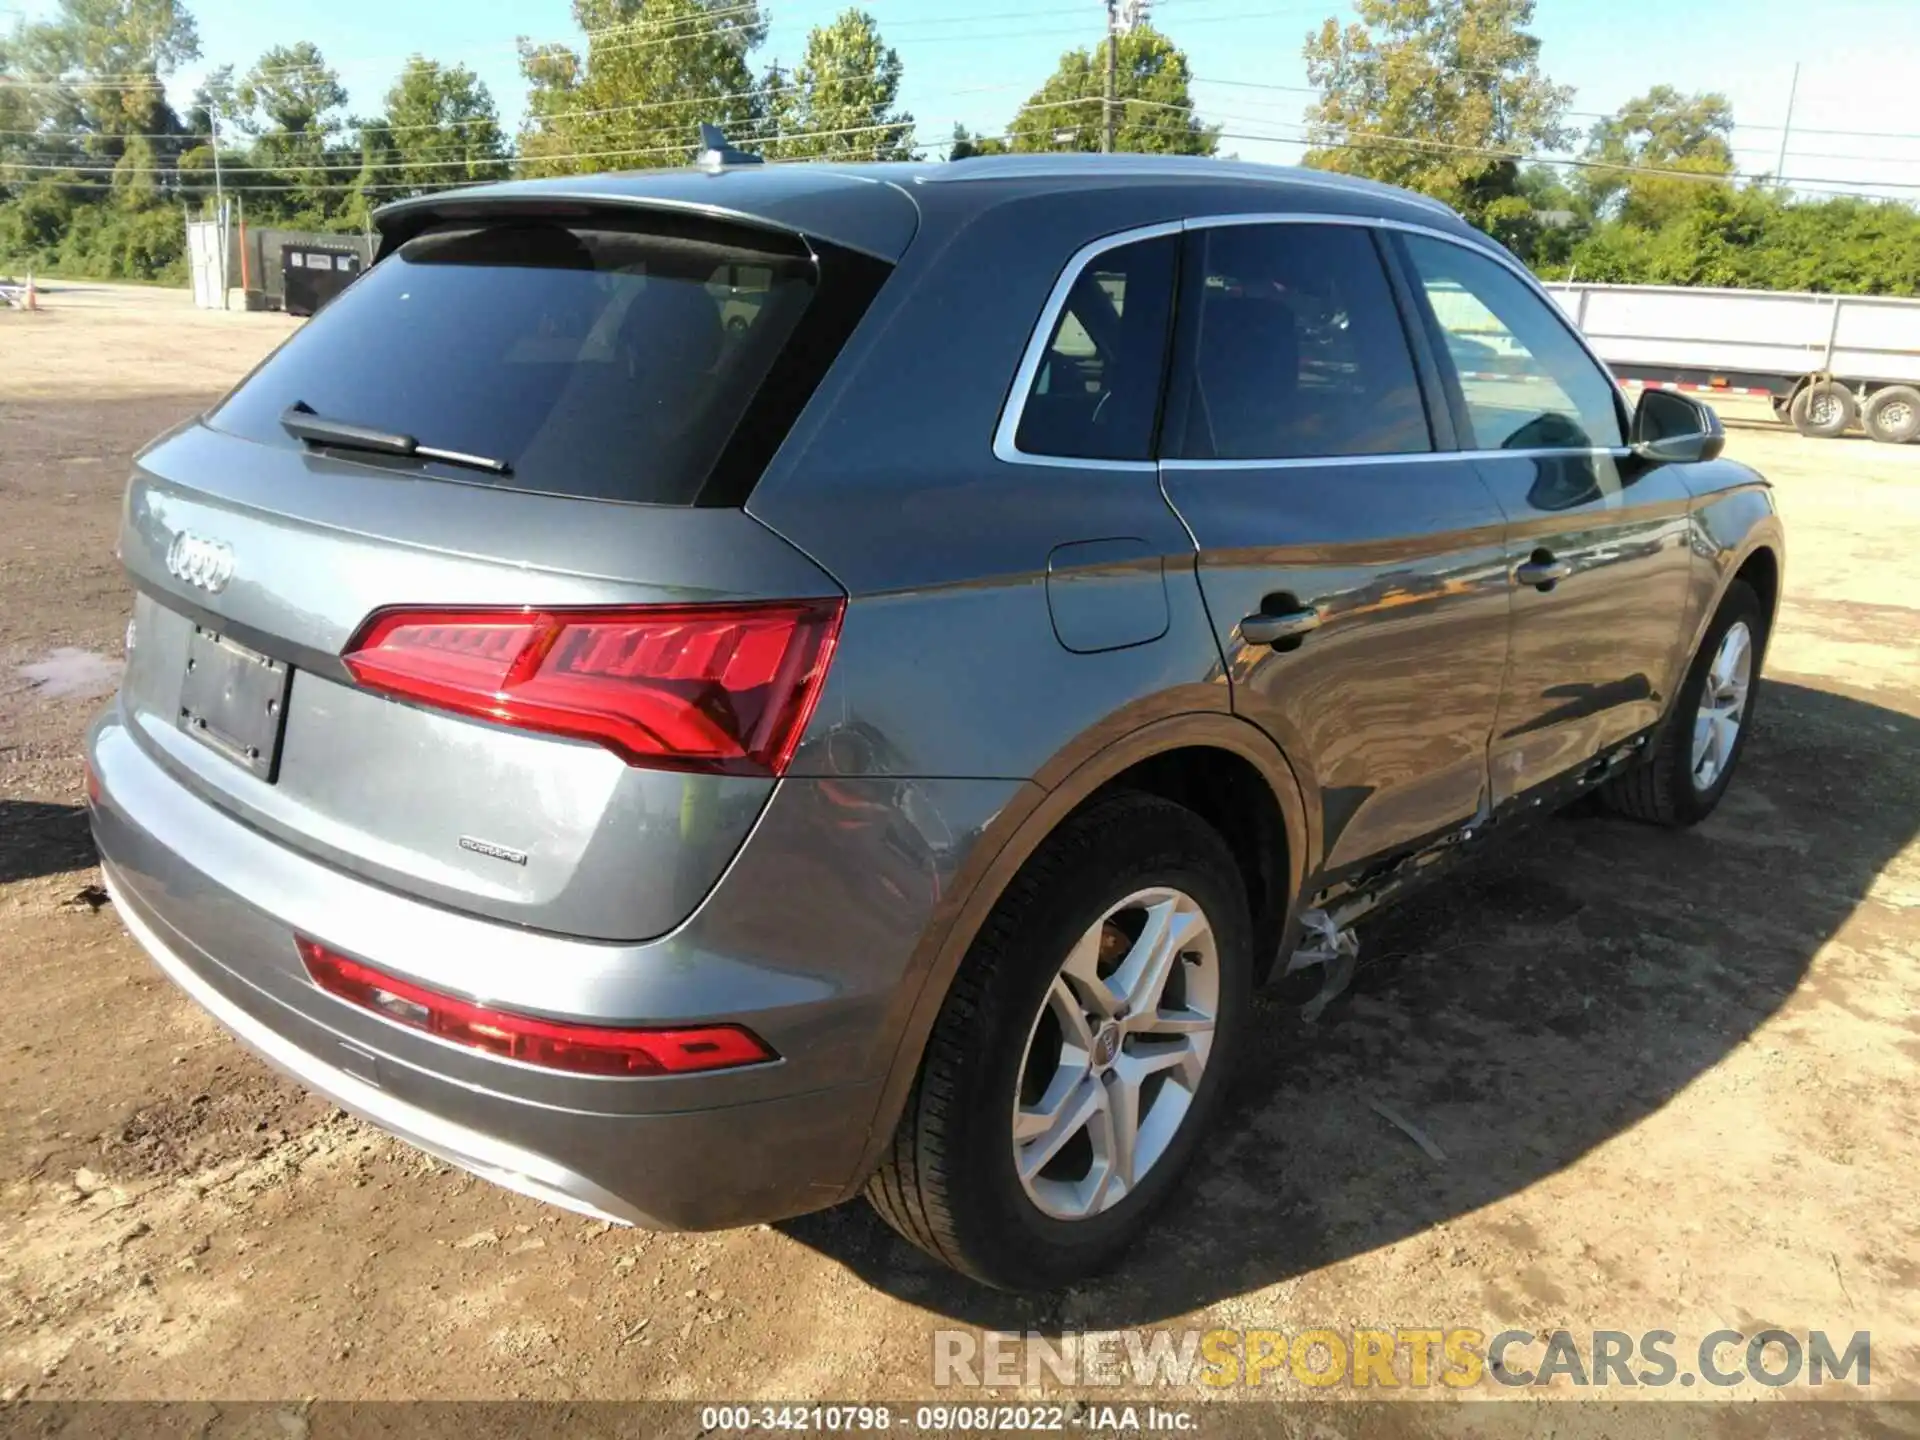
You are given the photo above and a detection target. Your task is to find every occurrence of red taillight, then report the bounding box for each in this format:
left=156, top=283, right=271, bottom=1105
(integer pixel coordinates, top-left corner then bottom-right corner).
left=296, top=938, right=777, bottom=1077
left=340, top=601, right=843, bottom=776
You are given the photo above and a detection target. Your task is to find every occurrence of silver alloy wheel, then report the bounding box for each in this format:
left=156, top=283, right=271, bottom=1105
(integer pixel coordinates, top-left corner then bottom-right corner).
left=1010, top=886, right=1220, bottom=1222
left=1809, top=392, right=1843, bottom=428
left=1880, top=399, right=1914, bottom=430
left=1691, top=619, right=1754, bottom=791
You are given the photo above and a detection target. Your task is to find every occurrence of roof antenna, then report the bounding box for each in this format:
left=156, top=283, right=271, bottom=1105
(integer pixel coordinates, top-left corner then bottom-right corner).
left=695, top=123, right=764, bottom=171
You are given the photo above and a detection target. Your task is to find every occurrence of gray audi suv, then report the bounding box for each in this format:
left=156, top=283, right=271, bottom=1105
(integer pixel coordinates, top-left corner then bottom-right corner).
left=87, top=153, right=1783, bottom=1290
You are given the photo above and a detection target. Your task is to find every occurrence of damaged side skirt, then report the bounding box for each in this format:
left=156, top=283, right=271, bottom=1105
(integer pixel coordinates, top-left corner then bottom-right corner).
left=1281, top=728, right=1655, bottom=1019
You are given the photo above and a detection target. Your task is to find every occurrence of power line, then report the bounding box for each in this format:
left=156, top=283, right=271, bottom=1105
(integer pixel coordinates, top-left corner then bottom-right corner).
left=993, top=90, right=1920, bottom=198
left=1212, top=128, right=1920, bottom=201
left=9, top=29, right=1920, bottom=203
left=0, top=0, right=1276, bottom=91
left=12, top=86, right=1920, bottom=202
left=0, top=3, right=771, bottom=88
left=5, top=117, right=926, bottom=177
left=11, top=100, right=1919, bottom=201
left=14, top=133, right=1917, bottom=209
left=0, top=0, right=1299, bottom=99
left=1186, top=73, right=1920, bottom=146
left=0, top=72, right=1030, bottom=143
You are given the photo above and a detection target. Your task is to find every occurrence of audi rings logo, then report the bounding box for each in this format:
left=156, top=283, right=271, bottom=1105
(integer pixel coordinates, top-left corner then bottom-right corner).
left=165, top=532, right=235, bottom=593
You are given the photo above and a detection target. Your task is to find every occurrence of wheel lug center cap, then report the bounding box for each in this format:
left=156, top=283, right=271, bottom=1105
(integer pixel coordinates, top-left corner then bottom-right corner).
left=1091, top=1023, right=1122, bottom=1070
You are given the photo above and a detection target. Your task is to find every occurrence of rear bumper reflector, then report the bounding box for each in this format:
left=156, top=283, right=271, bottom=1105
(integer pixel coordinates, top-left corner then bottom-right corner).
left=296, top=937, right=777, bottom=1077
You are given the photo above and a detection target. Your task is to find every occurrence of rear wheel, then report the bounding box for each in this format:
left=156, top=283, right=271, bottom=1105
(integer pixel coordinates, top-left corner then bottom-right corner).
left=866, top=791, right=1251, bottom=1289
left=1788, top=380, right=1856, bottom=438
left=1863, top=385, right=1920, bottom=444
left=1601, top=579, right=1763, bottom=827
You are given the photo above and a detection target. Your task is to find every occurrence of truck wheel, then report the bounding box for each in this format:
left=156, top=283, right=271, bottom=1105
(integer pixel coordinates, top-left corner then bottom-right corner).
left=1601, top=579, right=1763, bottom=828
left=867, top=791, right=1251, bottom=1290
left=1863, top=385, right=1920, bottom=444
left=1788, top=381, right=1856, bottom=438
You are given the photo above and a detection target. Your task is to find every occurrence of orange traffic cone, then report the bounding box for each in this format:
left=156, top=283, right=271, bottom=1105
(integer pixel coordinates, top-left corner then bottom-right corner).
left=23, top=271, right=37, bottom=311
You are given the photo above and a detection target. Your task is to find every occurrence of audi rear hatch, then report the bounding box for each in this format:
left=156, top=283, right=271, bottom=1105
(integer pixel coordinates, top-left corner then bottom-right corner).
left=113, top=194, right=899, bottom=940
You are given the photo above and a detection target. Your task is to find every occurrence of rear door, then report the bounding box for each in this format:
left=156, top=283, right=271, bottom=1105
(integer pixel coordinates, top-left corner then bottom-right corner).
left=116, top=208, right=891, bottom=941
left=1392, top=233, right=1695, bottom=804
left=1157, top=219, right=1513, bottom=881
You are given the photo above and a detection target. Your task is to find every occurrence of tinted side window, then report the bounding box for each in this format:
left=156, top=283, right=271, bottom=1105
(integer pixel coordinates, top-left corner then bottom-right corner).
left=1171, top=224, right=1431, bottom=461
left=1014, top=234, right=1177, bottom=462
left=1400, top=234, right=1626, bottom=451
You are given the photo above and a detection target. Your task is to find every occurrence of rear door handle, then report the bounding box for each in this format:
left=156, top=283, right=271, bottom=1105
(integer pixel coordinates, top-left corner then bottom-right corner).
left=1241, top=607, right=1322, bottom=646
left=1514, top=553, right=1572, bottom=590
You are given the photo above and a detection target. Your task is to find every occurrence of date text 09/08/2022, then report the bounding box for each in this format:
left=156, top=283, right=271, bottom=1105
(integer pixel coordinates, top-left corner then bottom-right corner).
left=699, top=1405, right=1194, bottom=1432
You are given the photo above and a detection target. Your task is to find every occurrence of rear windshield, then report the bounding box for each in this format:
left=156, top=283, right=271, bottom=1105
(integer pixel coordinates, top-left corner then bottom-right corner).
left=211, top=218, right=828, bottom=505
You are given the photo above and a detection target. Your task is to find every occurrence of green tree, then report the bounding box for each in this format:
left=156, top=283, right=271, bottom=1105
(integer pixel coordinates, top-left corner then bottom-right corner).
left=236, top=42, right=347, bottom=137
left=1301, top=0, right=1570, bottom=246
left=768, top=9, right=912, bottom=161
left=233, top=42, right=351, bottom=221
left=1578, top=86, right=1734, bottom=230
left=1513, top=162, right=1580, bottom=268
left=2, top=0, right=197, bottom=278
left=343, top=118, right=397, bottom=228
left=5, top=0, right=198, bottom=191
left=1004, top=25, right=1216, bottom=155
left=11, top=0, right=198, bottom=138
left=947, top=122, right=1008, bottom=160
left=519, top=0, right=767, bottom=177
left=377, top=56, right=509, bottom=194
left=1516, top=162, right=1574, bottom=213
left=0, top=181, right=76, bottom=262
left=184, top=62, right=236, bottom=137
left=0, top=34, right=32, bottom=190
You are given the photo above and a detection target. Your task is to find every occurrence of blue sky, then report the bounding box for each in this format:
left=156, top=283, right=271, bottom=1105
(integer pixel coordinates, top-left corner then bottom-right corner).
left=15, top=0, right=1920, bottom=199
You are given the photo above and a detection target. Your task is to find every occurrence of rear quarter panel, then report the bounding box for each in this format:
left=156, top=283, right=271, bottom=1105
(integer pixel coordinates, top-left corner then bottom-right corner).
left=750, top=182, right=1240, bottom=784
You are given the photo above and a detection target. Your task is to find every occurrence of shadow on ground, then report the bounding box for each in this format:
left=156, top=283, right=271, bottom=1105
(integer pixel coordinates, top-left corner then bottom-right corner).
left=782, top=679, right=1920, bottom=1327
left=0, top=799, right=95, bottom=884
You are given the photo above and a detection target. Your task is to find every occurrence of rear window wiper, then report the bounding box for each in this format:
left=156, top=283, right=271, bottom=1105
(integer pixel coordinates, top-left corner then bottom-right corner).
left=280, top=402, right=512, bottom=476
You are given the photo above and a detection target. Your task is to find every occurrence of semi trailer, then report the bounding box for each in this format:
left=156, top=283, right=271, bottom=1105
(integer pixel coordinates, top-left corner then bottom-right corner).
left=1544, top=281, right=1920, bottom=443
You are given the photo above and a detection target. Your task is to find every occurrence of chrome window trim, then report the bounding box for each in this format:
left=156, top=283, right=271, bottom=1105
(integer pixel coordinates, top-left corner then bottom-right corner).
left=991, top=219, right=1182, bottom=472
left=994, top=210, right=1634, bottom=470
left=1161, top=445, right=1630, bottom=473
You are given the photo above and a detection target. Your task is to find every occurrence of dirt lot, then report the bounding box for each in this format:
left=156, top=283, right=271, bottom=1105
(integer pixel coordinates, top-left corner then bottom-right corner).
left=2, top=282, right=1917, bottom=1411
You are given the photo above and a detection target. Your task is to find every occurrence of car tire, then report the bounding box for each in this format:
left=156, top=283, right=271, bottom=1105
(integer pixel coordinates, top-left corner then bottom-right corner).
left=1788, top=381, right=1856, bottom=438
left=1601, top=578, right=1764, bottom=827
left=866, top=790, right=1252, bottom=1290
left=1862, top=385, right=1920, bottom=444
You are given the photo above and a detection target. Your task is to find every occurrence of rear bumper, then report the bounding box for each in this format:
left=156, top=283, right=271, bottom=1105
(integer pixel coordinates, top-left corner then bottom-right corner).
left=105, top=868, right=648, bottom=1225
left=88, top=707, right=1029, bottom=1229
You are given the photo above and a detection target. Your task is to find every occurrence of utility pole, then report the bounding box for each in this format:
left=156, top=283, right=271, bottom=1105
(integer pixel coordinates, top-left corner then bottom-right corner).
left=209, top=107, right=229, bottom=309
left=1103, top=0, right=1117, bottom=154
left=1773, top=61, right=1800, bottom=192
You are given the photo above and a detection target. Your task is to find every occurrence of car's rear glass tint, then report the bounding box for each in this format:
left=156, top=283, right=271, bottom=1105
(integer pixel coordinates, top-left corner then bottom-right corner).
left=211, top=218, right=827, bottom=505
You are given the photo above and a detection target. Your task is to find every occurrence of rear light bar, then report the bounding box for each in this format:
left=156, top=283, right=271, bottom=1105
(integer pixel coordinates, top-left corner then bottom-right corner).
left=296, top=937, right=777, bottom=1077
left=341, top=600, right=844, bottom=776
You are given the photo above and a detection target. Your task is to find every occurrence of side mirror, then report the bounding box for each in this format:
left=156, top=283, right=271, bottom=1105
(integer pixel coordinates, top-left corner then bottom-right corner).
left=1631, top=388, right=1725, bottom=464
